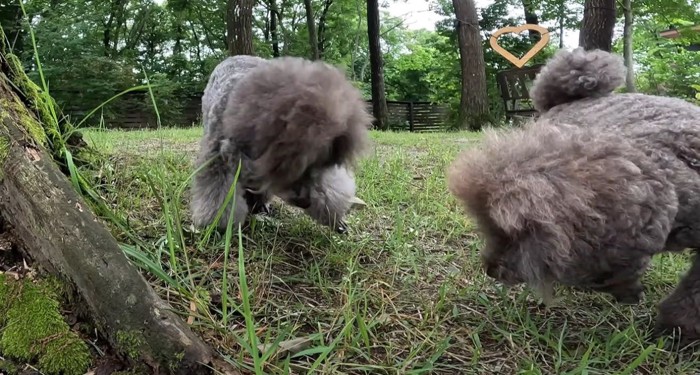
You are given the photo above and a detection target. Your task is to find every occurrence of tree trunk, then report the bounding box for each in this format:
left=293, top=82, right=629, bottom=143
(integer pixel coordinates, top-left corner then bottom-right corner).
left=174, top=24, right=183, bottom=55
left=366, top=0, right=389, bottom=130
left=303, top=0, right=320, bottom=60
left=270, top=0, right=280, bottom=57
left=452, top=0, right=490, bottom=131
left=0, top=53, right=216, bottom=374
left=103, top=10, right=115, bottom=55
left=109, top=0, right=129, bottom=57
left=558, top=0, right=565, bottom=48
left=226, top=0, right=235, bottom=53
left=622, top=0, right=636, bottom=92
left=317, top=0, right=333, bottom=59
left=521, top=0, right=540, bottom=41
left=264, top=8, right=271, bottom=42
left=579, top=0, right=616, bottom=51
left=228, top=0, right=255, bottom=55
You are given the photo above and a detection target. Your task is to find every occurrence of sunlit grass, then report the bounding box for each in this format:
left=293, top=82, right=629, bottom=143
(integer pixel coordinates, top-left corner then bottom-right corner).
left=7, top=7, right=699, bottom=371
left=76, top=126, right=700, bottom=374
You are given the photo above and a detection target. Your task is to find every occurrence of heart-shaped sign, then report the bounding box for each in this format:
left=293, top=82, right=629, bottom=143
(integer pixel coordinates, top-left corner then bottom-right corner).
left=489, top=24, right=550, bottom=68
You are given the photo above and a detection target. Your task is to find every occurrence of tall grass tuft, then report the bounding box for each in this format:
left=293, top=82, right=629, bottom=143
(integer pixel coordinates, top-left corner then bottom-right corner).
left=10, top=4, right=267, bottom=372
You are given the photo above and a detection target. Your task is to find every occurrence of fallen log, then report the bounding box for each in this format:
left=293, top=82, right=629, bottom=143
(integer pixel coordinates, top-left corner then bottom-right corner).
left=0, top=36, right=214, bottom=374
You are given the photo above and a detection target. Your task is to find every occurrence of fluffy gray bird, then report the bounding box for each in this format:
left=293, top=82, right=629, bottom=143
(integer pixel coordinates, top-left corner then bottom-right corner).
left=448, top=48, right=700, bottom=345
left=191, top=55, right=372, bottom=234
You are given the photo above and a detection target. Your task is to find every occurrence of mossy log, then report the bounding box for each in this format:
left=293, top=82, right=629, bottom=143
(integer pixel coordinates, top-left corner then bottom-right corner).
left=0, top=51, right=214, bottom=374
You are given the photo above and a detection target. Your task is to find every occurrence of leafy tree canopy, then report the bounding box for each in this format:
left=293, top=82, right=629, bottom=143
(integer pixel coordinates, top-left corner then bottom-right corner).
left=3, top=0, right=699, bottom=125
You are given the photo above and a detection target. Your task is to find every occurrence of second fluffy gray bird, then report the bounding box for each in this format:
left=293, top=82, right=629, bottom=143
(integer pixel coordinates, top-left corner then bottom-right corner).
left=448, top=48, right=700, bottom=345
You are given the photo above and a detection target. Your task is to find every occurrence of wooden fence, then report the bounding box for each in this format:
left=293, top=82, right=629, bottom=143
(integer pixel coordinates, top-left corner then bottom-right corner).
left=113, top=95, right=202, bottom=129
left=381, top=100, right=450, bottom=132
left=57, top=91, right=451, bottom=132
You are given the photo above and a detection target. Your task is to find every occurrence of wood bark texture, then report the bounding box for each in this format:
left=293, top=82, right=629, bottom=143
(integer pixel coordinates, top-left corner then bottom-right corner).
left=452, top=0, right=490, bottom=130
left=622, top=0, right=636, bottom=92
left=579, top=0, right=616, bottom=51
left=229, top=0, right=255, bottom=55
left=366, top=0, right=389, bottom=130
left=303, top=0, right=320, bottom=60
left=0, top=57, right=214, bottom=374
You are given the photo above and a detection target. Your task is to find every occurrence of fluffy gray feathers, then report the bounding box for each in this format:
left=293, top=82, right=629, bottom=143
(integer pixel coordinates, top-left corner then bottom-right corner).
left=448, top=48, right=700, bottom=343
left=529, top=47, right=626, bottom=112
left=191, top=55, right=372, bottom=233
left=201, top=55, right=266, bottom=134
left=448, top=120, right=675, bottom=303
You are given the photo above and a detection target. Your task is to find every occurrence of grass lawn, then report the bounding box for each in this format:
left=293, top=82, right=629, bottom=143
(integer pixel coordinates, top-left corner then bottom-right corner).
left=81, top=127, right=700, bottom=374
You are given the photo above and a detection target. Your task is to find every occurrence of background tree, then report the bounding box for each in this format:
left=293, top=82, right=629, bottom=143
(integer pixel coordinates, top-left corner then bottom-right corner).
left=317, top=0, right=334, bottom=59
left=9, top=0, right=700, bottom=129
left=452, top=0, right=490, bottom=130
left=303, top=0, right=320, bottom=59
left=624, top=0, right=700, bottom=103
left=383, top=29, right=459, bottom=102
left=579, top=0, right=616, bottom=51
left=521, top=0, right=540, bottom=41
left=229, top=0, right=255, bottom=55
left=0, top=1, right=24, bottom=54
left=367, top=0, right=388, bottom=129
left=268, top=0, right=281, bottom=57
left=622, top=0, right=635, bottom=92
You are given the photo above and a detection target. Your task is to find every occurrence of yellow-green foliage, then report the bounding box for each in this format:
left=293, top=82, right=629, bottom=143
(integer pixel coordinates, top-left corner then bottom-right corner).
left=0, top=274, right=91, bottom=375
left=0, top=136, right=9, bottom=165
left=0, top=95, right=47, bottom=147
left=0, top=359, right=19, bottom=374
left=0, top=18, right=59, bottom=147
left=1, top=25, right=85, bottom=167
left=0, top=25, right=6, bottom=54
left=0, top=118, right=13, bottom=174
left=3, top=55, right=53, bottom=145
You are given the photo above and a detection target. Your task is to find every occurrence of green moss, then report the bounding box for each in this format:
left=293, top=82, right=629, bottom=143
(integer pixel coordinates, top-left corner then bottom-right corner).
left=0, top=24, right=6, bottom=54
left=116, top=330, right=145, bottom=361
left=0, top=275, right=91, bottom=375
left=41, top=274, right=70, bottom=298
left=2, top=50, right=93, bottom=170
left=4, top=53, right=59, bottom=143
left=0, top=96, right=47, bottom=146
left=0, top=359, right=19, bottom=374
left=168, top=351, right=185, bottom=372
left=0, top=274, right=14, bottom=327
left=0, top=136, right=10, bottom=168
left=38, top=334, right=93, bottom=375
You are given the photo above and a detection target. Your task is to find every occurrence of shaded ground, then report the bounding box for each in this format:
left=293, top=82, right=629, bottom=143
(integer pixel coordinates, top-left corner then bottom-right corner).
left=77, top=127, right=700, bottom=374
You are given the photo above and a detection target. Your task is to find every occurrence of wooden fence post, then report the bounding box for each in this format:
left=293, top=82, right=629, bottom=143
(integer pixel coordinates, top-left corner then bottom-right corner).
left=408, top=101, right=415, bottom=132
